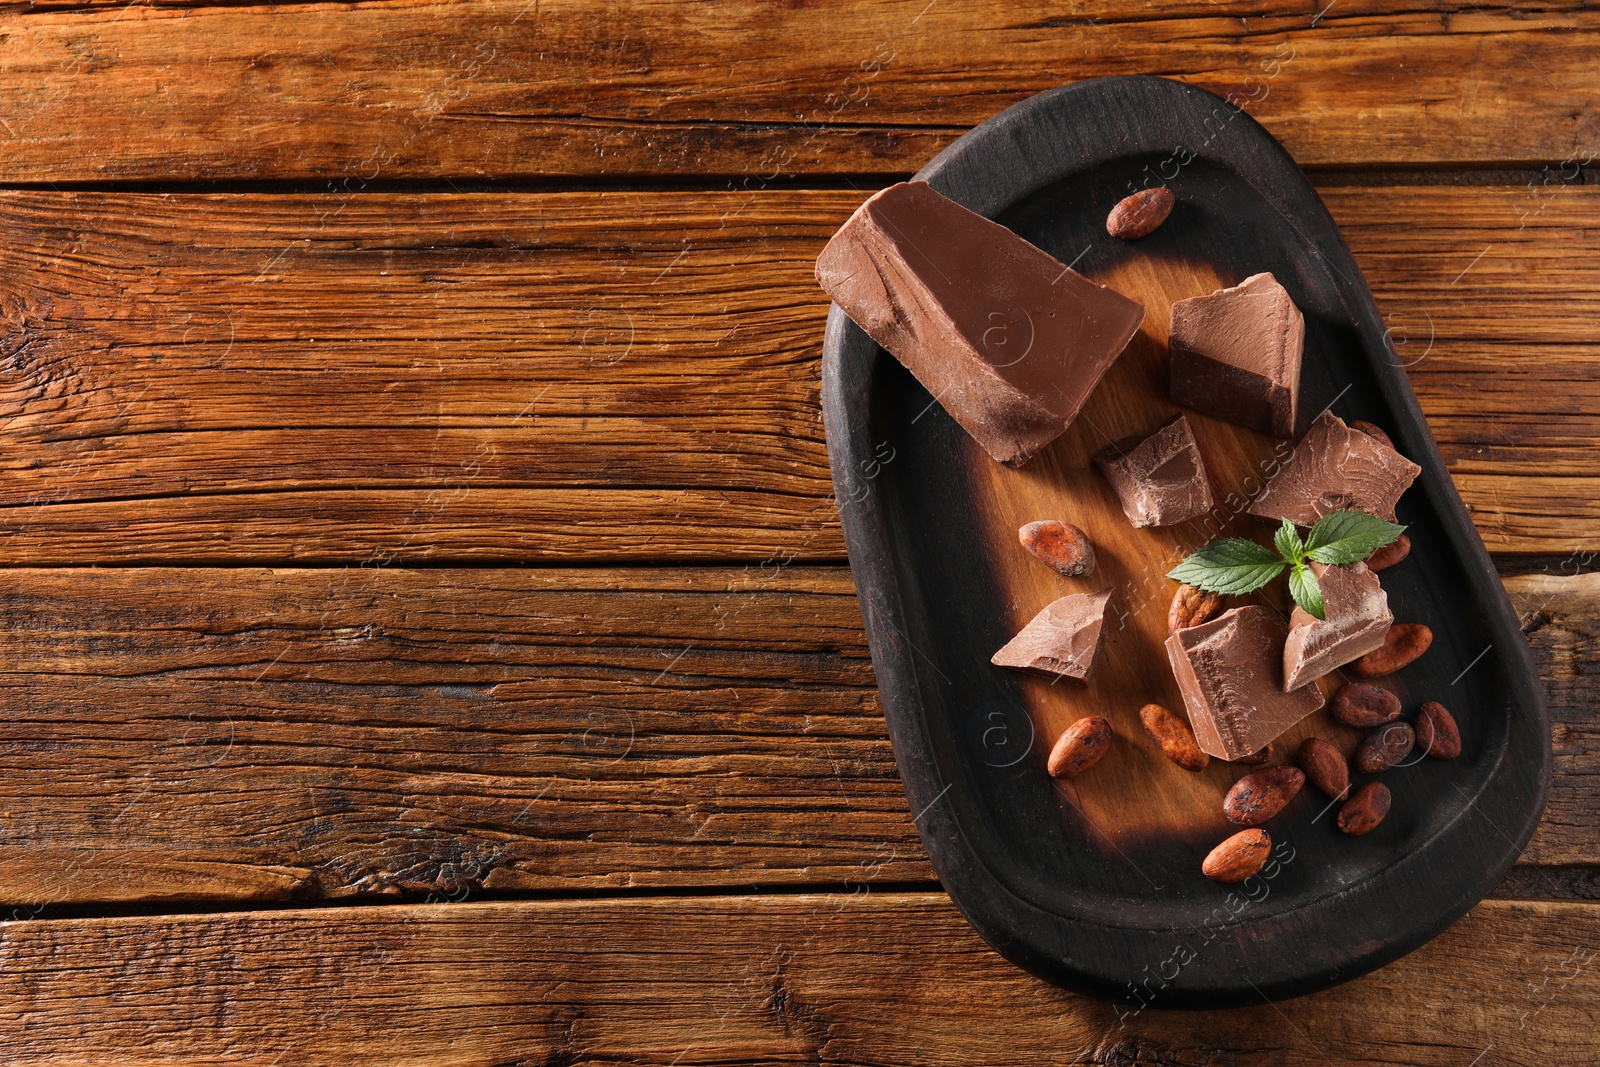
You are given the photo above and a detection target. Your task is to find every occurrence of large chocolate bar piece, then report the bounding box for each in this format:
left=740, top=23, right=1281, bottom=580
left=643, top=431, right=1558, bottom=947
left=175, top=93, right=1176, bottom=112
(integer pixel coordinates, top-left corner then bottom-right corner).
left=816, top=181, right=1146, bottom=466
left=1094, top=413, right=1214, bottom=527
left=1282, top=561, right=1392, bottom=690
left=1250, top=412, right=1422, bottom=525
left=991, top=589, right=1112, bottom=687
left=1165, top=605, right=1326, bottom=761
left=1169, top=272, right=1305, bottom=438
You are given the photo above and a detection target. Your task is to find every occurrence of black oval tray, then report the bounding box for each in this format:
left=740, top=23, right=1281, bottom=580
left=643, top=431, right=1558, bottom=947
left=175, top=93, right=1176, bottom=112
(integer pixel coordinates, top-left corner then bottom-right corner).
left=821, top=75, right=1550, bottom=1007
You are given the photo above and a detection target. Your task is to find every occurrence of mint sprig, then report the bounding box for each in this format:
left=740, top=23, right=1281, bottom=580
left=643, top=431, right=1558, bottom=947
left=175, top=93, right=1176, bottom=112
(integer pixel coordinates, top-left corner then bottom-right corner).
left=1303, top=509, right=1406, bottom=565
left=1166, top=537, right=1284, bottom=596
left=1165, top=510, right=1405, bottom=621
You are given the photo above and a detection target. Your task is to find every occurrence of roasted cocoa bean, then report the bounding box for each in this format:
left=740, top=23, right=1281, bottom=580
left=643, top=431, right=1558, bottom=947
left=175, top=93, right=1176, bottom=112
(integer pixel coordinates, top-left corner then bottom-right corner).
left=1106, top=187, right=1175, bottom=239
left=1416, top=700, right=1462, bottom=759
left=1223, top=766, right=1305, bottom=826
left=1330, top=683, right=1403, bottom=728
left=1337, top=782, right=1392, bottom=835
left=1352, top=624, right=1432, bottom=677
left=1365, top=533, right=1411, bottom=572
left=1168, top=583, right=1225, bottom=632
left=1355, top=721, right=1415, bottom=773
left=1138, top=702, right=1209, bottom=771
left=1018, top=520, right=1096, bottom=577
left=1202, top=828, right=1272, bottom=882
left=1296, top=737, right=1351, bottom=800
left=1047, top=715, right=1113, bottom=777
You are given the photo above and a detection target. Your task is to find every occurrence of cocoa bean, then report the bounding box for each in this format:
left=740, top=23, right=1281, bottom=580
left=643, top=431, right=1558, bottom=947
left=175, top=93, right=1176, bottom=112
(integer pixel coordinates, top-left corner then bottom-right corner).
left=1330, top=683, right=1403, bottom=728
left=1106, top=187, right=1175, bottom=239
left=1416, top=700, right=1462, bottom=759
left=1138, top=702, right=1208, bottom=771
left=1337, top=782, right=1392, bottom=835
left=1296, top=737, right=1350, bottom=800
left=1018, top=520, right=1096, bottom=577
left=1352, top=624, right=1433, bottom=677
left=1168, top=583, right=1225, bottom=633
left=1355, top=721, right=1415, bottom=773
left=1202, top=828, right=1272, bottom=883
left=1223, top=766, right=1305, bottom=826
left=1366, top=533, right=1411, bottom=572
left=1047, top=715, right=1113, bottom=777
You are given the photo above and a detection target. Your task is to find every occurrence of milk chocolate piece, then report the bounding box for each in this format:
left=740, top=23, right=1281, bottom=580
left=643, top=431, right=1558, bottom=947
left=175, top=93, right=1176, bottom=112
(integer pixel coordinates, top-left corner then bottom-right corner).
left=1165, top=605, right=1325, bottom=761
left=1169, top=272, right=1305, bottom=438
left=991, top=589, right=1112, bottom=686
left=816, top=181, right=1146, bottom=466
left=1094, top=413, right=1213, bottom=527
left=1281, top=562, right=1392, bottom=691
left=1249, top=411, right=1421, bottom=525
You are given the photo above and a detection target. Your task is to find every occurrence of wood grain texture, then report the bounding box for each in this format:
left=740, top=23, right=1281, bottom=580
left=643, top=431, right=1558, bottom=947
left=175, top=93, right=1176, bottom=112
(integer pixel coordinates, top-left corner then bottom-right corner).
left=0, top=894, right=1595, bottom=1064
left=0, top=185, right=1596, bottom=562
left=0, top=565, right=1588, bottom=905
left=0, top=566, right=924, bottom=903
left=2, top=2, right=1599, bottom=181
left=1508, top=570, right=1600, bottom=867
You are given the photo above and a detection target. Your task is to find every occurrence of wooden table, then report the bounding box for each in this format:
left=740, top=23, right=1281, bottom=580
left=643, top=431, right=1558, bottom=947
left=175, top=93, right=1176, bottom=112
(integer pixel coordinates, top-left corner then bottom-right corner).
left=0, top=2, right=1596, bottom=1062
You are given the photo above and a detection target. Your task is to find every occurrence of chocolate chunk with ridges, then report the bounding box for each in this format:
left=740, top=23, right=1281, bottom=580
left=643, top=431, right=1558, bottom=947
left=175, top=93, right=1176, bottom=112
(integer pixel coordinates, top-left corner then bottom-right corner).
left=816, top=181, right=1146, bottom=467
left=1350, top=420, right=1393, bottom=449
left=1282, top=561, right=1392, bottom=690
left=991, top=589, right=1112, bottom=687
left=1249, top=411, right=1421, bottom=525
left=1094, top=413, right=1214, bottom=528
left=1165, top=605, right=1326, bottom=762
left=1169, top=272, right=1304, bottom=438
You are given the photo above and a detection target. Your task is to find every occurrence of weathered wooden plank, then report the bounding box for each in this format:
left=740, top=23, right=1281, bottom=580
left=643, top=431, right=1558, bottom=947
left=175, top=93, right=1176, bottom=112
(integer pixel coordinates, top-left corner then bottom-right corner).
left=0, top=565, right=1587, bottom=904
left=0, top=894, right=1594, bottom=1064
left=1324, top=183, right=1600, bottom=345
left=1507, top=570, right=1600, bottom=869
left=0, top=565, right=919, bottom=903
left=0, top=186, right=1597, bottom=561
left=2, top=2, right=1598, bottom=181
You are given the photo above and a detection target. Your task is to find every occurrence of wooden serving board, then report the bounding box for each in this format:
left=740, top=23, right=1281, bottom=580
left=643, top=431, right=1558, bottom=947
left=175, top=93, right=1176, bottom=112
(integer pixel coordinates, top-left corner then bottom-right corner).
left=821, top=76, right=1550, bottom=1007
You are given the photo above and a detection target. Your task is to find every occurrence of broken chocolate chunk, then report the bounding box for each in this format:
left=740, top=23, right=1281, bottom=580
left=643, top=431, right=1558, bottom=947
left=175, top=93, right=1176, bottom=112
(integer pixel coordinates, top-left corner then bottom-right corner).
left=1165, top=605, right=1326, bottom=761
left=1169, top=272, right=1305, bottom=438
left=991, top=589, right=1112, bottom=686
left=1249, top=411, right=1421, bottom=525
left=1281, top=561, right=1392, bottom=691
left=1094, top=413, right=1214, bottom=527
left=816, top=181, right=1146, bottom=467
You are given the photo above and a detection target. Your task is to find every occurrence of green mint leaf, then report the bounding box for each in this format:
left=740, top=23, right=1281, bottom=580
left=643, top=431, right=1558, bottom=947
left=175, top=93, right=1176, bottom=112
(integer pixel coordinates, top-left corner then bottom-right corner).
left=1167, top=538, right=1286, bottom=596
left=1288, top=561, right=1326, bottom=620
left=1273, top=518, right=1305, bottom=565
left=1304, top=509, right=1407, bottom=566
